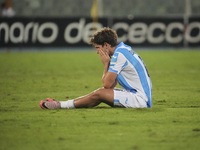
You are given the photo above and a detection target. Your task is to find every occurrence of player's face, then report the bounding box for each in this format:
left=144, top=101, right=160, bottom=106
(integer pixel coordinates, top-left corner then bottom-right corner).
left=94, top=44, right=108, bottom=55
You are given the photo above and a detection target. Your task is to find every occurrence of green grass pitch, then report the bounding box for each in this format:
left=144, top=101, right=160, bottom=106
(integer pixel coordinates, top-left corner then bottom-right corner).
left=0, top=49, right=200, bottom=150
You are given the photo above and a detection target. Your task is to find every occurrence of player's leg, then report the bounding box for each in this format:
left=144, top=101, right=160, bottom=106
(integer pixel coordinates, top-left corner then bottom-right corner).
left=40, top=88, right=114, bottom=109
left=74, top=88, right=114, bottom=108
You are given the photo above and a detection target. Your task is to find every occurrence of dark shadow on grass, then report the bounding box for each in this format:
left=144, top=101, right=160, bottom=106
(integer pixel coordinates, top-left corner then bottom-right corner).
left=183, top=106, right=200, bottom=108
left=72, top=106, right=120, bottom=110
left=170, top=105, right=200, bottom=108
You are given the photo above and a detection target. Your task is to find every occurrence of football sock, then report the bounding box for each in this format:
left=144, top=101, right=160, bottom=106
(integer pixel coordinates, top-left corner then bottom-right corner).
left=60, top=100, right=75, bottom=109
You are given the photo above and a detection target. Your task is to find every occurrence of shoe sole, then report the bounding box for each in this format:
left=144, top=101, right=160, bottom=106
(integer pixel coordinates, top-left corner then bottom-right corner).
left=40, top=98, right=56, bottom=109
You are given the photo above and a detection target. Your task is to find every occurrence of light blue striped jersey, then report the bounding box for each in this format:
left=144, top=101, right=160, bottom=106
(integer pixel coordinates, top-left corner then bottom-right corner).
left=108, top=42, right=152, bottom=107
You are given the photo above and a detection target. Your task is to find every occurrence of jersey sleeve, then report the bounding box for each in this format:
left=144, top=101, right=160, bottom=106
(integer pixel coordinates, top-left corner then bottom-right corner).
left=108, top=52, right=128, bottom=74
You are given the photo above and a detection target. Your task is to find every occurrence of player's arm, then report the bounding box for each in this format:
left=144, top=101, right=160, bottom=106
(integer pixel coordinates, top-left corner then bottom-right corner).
left=99, top=49, right=117, bottom=89
left=110, top=78, right=118, bottom=89
left=103, top=71, right=118, bottom=89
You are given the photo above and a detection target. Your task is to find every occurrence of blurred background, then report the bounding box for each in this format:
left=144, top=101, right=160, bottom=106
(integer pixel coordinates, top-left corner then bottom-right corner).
left=1, top=0, right=200, bottom=17
left=0, top=0, right=200, bottom=49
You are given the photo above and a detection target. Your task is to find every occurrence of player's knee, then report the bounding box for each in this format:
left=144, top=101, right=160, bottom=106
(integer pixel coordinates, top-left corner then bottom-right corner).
left=92, top=88, right=105, bottom=100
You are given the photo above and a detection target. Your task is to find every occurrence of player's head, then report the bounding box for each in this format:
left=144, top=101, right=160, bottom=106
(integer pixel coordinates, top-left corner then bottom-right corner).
left=88, top=27, right=118, bottom=47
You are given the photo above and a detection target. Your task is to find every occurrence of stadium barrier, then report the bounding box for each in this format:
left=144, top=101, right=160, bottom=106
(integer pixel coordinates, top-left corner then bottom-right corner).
left=0, top=17, right=199, bottom=48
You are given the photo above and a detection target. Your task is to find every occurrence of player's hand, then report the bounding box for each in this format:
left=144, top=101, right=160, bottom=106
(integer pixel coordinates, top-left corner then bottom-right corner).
left=99, top=49, right=110, bottom=66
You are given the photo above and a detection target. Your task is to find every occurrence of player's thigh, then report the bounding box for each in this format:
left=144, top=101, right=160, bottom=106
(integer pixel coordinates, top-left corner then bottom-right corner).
left=95, top=88, right=114, bottom=104
left=114, top=89, right=147, bottom=108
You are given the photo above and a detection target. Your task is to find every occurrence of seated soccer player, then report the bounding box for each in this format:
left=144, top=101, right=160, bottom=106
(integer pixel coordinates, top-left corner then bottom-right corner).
left=40, top=27, right=152, bottom=109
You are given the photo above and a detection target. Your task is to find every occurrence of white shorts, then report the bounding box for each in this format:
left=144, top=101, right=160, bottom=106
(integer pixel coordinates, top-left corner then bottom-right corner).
left=114, top=88, right=147, bottom=108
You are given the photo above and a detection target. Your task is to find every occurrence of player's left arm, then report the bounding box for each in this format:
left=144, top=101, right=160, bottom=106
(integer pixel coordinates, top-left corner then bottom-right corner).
left=103, top=71, right=118, bottom=89
left=103, top=50, right=127, bottom=89
left=99, top=49, right=118, bottom=89
left=110, top=78, right=118, bottom=89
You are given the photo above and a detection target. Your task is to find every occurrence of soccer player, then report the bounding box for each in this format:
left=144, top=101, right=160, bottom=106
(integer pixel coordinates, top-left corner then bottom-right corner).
left=40, top=27, right=152, bottom=109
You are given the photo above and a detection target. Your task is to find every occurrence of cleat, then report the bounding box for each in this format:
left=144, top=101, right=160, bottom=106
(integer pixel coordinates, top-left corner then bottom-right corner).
left=45, top=98, right=57, bottom=102
left=40, top=98, right=61, bottom=109
left=40, top=100, right=46, bottom=109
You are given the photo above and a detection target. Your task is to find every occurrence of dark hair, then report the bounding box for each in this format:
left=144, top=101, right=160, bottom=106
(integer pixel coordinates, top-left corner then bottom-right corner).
left=88, top=27, right=118, bottom=47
